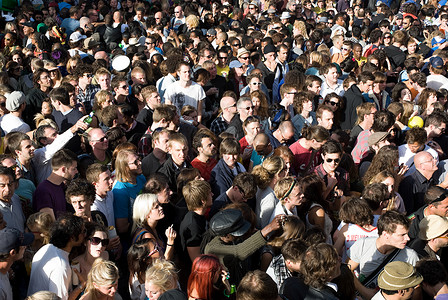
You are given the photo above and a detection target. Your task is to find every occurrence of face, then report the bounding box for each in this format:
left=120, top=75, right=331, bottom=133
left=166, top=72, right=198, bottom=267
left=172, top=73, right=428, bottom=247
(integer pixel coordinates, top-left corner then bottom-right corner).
left=145, top=282, right=164, bottom=300
left=169, top=141, right=188, bottom=165
left=94, top=280, right=118, bottom=298
left=249, top=78, right=262, bottom=91
left=319, top=110, right=334, bottom=130
left=42, top=101, right=52, bottom=116
left=238, top=101, right=254, bottom=120
left=71, top=195, right=91, bottom=218
left=42, top=126, right=59, bottom=146
left=90, top=129, right=109, bottom=150
left=381, top=177, right=395, bottom=195
left=1, top=158, right=21, bottom=179
left=17, top=140, right=35, bottom=161
left=178, top=65, right=192, bottom=82
left=115, top=81, right=129, bottom=96
left=98, top=74, right=111, bottom=90
left=408, top=142, right=423, bottom=154
left=0, top=175, right=15, bottom=202
left=148, top=201, right=164, bottom=222
left=278, top=48, right=288, bottom=63
left=265, top=52, right=276, bottom=62
left=154, top=132, right=170, bottom=152
left=309, top=82, right=321, bottom=95
left=252, top=97, right=261, bottom=111
left=434, top=123, right=447, bottom=137
left=359, top=80, right=374, bottom=93
left=200, top=137, right=216, bottom=157
left=408, top=42, right=417, bottom=53
left=322, top=152, right=341, bottom=173
left=427, top=94, right=438, bottom=109
left=223, top=154, right=239, bottom=168
left=245, top=121, right=261, bottom=138
left=133, top=72, right=147, bottom=85
left=38, top=72, right=52, bottom=88
left=95, top=170, right=113, bottom=194
left=127, top=154, right=142, bottom=175
left=87, top=231, right=108, bottom=258
left=157, top=185, right=172, bottom=204
left=302, top=98, right=313, bottom=112
left=64, top=161, right=79, bottom=181
left=206, top=65, right=217, bottom=78
left=400, top=89, right=412, bottom=102
left=385, top=225, right=410, bottom=249
left=288, top=185, right=305, bottom=206
left=432, top=198, right=448, bottom=217
left=326, top=67, right=339, bottom=84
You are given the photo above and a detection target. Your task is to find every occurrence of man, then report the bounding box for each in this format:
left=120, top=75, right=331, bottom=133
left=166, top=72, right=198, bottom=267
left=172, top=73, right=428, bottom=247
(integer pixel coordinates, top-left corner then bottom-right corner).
left=60, top=6, right=81, bottom=36
left=269, top=120, right=295, bottom=148
left=0, top=228, right=33, bottom=300
left=409, top=215, right=448, bottom=259
left=350, top=103, right=376, bottom=149
left=191, top=131, right=217, bottom=182
left=209, top=172, right=256, bottom=218
left=94, top=67, right=112, bottom=91
left=21, top=22, right=34, bottom=49
left=237, top=47, right=253, bottom=76
left=86, top=164, right=115, bottom=227
left=24, top=68, right=52, bottom=127
left=101, top=105, right=124, bottom=131
left=216, top=48, right=230, bottom=78
left=316, top=105, right=334, bottom=131
left=170, top=5, right=185, bottom=33
left=425, top=112, right=448, bottom=142
left=156, top=58, right=179, bottom=101
left=364, top=29, right=383, bottom=57
left=371, top=261, right=423, bottom=300
left=320, top=63, right=344, bottom=99
left=416, top=259, right=448, bottom=299
left=141, top=129, right=171, bottom=179
left=279, top=84, right=298, bottom=118
left=226, top=97, right=254, bottom=140
left=408, top=186, right=448, bottom=240
left=363, top=72, right=392, bottom=111
left=111, top=76, right=131, bottom=106
left=347, top=211, right=420, bottom=300
left=202, top=60, right=229, bottom=100
left=194, top=47, right=215, bottom=71
left=0, top=167, right=25, bottom=232
left=75, top=65, right=98, bottom=113
left=130, top=67, right=147, bottom=87
left=0, top=91, right=29, bottom=134
left=118, top=104, right=147, bottom=145
left=87, top=128, right=111, bottom=166
left=28, top=214, right=86, bottom=299
left=384, top=30, right=407, bottom=70
left=210, top=96, right=238, bottom=136
left=304, top=76, right=322, bottom=111
left=145, top=35, right=159, bottom=60
left=331, top=14, right=347, bottom=38
left=33, top=149, right=78, bottom=220
left=342, top=71, right=375, bottom=130
left=165, top=62, right=206, bottom=123
left=409, top=72, right=427, bottom=103
left=237, top=270, right=281, bottom=300
left=399, top=151, right=440, bottom=214
left=399, top=127, right=438, bottom=175
left=426, top=56, right=448, bottom=90
left=136, top=85, right=161, bottom=127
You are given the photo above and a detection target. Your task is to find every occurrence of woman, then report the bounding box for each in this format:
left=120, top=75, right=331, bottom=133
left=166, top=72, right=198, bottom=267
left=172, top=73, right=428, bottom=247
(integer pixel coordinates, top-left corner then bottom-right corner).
left=187, top=255, right=231, bottom=300
left=5, top=61, right=22, bottom=90
left=112, top=150, right=146, bottom=236
left=273, top=146, right=295, bottom=176
left=370, top=170, right=406, bottom=213
left=93, top=90, right=114, bottom=125
left=80, top=258, right=121, bottom=300
left=131, top=193, right=176, bottom=260
left=239, top=116, right=261, bottom=169
left=391, top=82, right=412, bottom=102
left=253, top=156, right=286, bottom=228
left=291, top=91, right=317, bottom=140
left=362, top=145, right=400, bottom=186
left=334, top=198, right=378, bottom=262
left=250, top=91, right=269, bottom=120
left=302, top=174, right=333, bottom=244
left=323, top=93, right=344, bottom=128
left=382, top=32, right=392, bottom=47
left=45, top=61, right=63, bottom=88
left=305, top=51, right=324, bottom=76
left=66, top=55, right=82, bottom=75
left=242, top=74, right=263, bottom=97
left=145, top=259, right=178, bottom=300
left=73, top=223, right=110, bottom=282
left=228, top=61, right=247, bottom=96
left=418, top=88, right=438, bottom=119
left=270, top=176, right=306, bottom=221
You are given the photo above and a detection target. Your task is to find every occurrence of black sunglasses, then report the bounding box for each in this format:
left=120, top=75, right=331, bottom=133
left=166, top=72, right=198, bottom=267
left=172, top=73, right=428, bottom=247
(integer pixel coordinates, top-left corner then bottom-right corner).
left=325, top=100, right=340, bottom=107
left=326, top=158, right=340, bottom=163
left=89, top=237, right=110, bottom=246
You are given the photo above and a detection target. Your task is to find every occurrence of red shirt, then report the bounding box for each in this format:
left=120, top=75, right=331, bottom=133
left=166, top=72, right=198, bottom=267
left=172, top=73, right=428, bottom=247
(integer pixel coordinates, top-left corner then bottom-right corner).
left=191, top=157, right=218, bottom=182
left=289, top=140, right=321, bottom=175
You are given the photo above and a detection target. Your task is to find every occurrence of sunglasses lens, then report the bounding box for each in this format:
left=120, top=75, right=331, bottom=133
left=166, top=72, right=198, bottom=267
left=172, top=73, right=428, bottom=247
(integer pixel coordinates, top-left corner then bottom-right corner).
left=90, top=237, right=101, bottom=245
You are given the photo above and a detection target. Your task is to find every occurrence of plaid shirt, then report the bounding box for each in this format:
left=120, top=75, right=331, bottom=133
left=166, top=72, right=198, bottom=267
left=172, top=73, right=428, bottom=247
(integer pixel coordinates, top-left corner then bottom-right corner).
left=268, top=254, right=291, bottom=288
left=210, top=114, right=229, bottom=136
left=77, top=84, right=100, bottom=113
left=138, top=127, right=153, bottom=157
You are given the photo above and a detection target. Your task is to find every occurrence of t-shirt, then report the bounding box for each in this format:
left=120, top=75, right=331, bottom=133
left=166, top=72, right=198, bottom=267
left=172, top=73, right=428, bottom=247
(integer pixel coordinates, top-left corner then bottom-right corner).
left=0, top=114, right=30, bottom=134
left=0, top=272, right=12, bottom=300
left=33, top=180, right=66, bottom=220
left=347, top=237, right=420, bottom=286
left=190, top=157, right=217, bottom=182
left=289, top=140, right=320, bottom=175
left=179, top=211, right=206, bottom=251
left=112, top=174, right=146, bottom=221
left=164, top=81, right=206, bottom=114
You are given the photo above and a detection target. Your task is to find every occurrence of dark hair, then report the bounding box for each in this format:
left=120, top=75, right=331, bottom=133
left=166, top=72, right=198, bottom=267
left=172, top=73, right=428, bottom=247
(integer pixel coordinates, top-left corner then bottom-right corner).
left=301, top=243, right=339, bottom=289
left=425, top=111, right=448, bottom=128
left=301, top=125, right=330, bottom=142
left=65, top=179, right=96, bottom=204
left=281, top=239, right=308, bottom=263
left=49, top=214, right=84, bottom=248
left=415, top=258, right=448, bottom=286
left=143, top=173, right=168, bottom=194
left=320, top=140, right=342, bottom=156
left=371, top=110, right=395, bottom=132
left=405, top=127, right=427, bottom=145
left=424, top=186, right=448, bottom=206
left=105, top=127, right=126, bottom=152
left=49, top=87, right=70, bottom=106
left=232, top=172, right=257, bottom=200
left=6, top=132, right=31, bottom=158
left=51, top=149, right=77, bottom=170
left=362, top=182, right=389, bottom=211
left=0, top=166, right=15, bottom=181
left=377, top=210, right=409, bottom=235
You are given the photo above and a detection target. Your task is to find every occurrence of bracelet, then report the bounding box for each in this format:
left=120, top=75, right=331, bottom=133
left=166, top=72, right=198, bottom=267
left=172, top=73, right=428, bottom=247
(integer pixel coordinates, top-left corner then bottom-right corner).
left=167, top=243, right=174, bottom=246
left=223, top=290, right=230, bottom=298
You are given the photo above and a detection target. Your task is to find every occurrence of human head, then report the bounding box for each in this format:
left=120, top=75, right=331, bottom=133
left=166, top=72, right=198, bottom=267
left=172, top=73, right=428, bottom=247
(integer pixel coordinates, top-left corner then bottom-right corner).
left=424, top=186, right=448, bottom=217
left=414, top=151, right=438, bottom=176
left=49, top=213, right=85, bottom=249
left=143, top=174, right=172, bottom=204
left=167, top=133, right=188, bottom=166
left=301, top=125, right=330, bottom=150
left=114, top=150, right=142, bottom=183
left=132, top=193, right=163, bottom=231
left=51, top=149, right=78, bottom=181
left=320, top=140, right=343, bottom=173
left=65, top=179, right=96, bottom=218
left=219, top=138, right=240, bottom=168
left=377, top=210, right=410, bottom=248
left=86, top=163, right=113, bottom=196
left=237, top=97, right=254, bottom=121
left=0, top=166, right=16, bottom=203
left=6, top=132, right=34, bottom=161
left=301, top=243, right=340, bottom=289
left=85, top=258, right=119, bottom=298
left=182, top=180, right=212, bottom=211
left=231, top=173, right=257, bottom=202
left=316, top=105, right=334, bottom=130
left=145, top=259, right=178, bottom=300
left=88, top=128, right=109, bottom=152
left=237, top=270, right=279, bottom=300
left=405, top=127, right=427, bottom=153
left=339, top=198, right=373, bottom=226
left=377, top=261, right=422, bottom=299
left=26, top=212, right=54, bottom=245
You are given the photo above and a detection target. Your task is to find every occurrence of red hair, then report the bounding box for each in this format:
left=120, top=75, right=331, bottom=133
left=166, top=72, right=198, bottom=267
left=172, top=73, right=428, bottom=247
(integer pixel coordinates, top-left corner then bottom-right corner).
left=187, top=255, right=222, bottom=300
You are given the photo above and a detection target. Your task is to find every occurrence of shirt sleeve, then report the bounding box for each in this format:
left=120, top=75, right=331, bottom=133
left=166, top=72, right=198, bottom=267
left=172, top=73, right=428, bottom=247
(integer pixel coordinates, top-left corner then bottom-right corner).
left=347, top=237, right=364, bottom=263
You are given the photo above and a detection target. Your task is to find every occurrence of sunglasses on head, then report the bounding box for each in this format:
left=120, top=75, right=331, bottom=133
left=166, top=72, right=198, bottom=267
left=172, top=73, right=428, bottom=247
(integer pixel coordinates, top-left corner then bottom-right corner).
left=326, top=158, right=340, bottom=163
left=89, top=237, right=109, bottom=246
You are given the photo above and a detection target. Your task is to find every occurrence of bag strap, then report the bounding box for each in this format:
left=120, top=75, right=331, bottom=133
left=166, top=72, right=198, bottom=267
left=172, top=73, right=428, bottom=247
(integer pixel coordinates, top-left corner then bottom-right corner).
left=361, top=248, right=401, bottom=287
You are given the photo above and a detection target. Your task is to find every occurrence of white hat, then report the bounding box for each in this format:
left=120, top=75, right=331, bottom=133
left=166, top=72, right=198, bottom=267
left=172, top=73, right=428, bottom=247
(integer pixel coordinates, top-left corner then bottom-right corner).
left=6, top=91, right=26, bottom=112
left=70, top=31, right=87, bottom=43
left=280, top=11, right=291, bottom=19
left=111, top=55, right=131, bottom=72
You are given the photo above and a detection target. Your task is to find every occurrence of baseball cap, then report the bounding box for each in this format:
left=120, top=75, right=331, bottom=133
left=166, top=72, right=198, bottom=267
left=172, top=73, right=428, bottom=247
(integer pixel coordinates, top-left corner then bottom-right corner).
left=6, top=91, right=26, bottom=112
left=70, top=31, right=87, bottom=43
left=367, top=131, right=389, bottom=147
left=0, top=228, right=34, bottom=254
left=430, top=56, right=444, bottom=69
left=210, top=209, right=251, bottom=237
left=432, top=37, right=446, bottom=47
left=419, top=215, right=448, bottom=240
left=377, top=261, right=423, bottom=291
left=229, top=60, right=244, bottom=69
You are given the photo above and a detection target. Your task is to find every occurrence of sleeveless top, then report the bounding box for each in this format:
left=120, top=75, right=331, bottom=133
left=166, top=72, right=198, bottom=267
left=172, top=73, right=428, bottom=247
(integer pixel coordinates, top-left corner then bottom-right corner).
left=305, top=203, right=333, bottom=244
left=342, top=223, right=378, bottom=262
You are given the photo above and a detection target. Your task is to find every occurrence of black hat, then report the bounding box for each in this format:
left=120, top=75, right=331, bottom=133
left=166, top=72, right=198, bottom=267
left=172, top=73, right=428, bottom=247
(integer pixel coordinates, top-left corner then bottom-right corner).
left=210, top=209, right=251, bottom=237
left=263, top=44, right=276, bottom=54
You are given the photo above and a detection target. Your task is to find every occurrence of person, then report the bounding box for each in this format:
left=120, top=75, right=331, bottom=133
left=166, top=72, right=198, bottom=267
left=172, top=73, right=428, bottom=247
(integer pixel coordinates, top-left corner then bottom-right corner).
left=80, top=258, right=121, bottom=300
left=112, top=150, right=145, bottom=237
left=191, top=131, right=217, bottom=182
left=269, top=177, right=304, bottom=222
left=316, top=105, right=334, bottom=131
left=1, top=91, right=30, bottom=134
left=131, top=193, right=177, bottom=261
left=0, top=228, right=34, bottom=300
left=320, top=63, right=345, bottom=99
left=237, top=270, right=280, bottom=300
left=0, top=166, right=25, bottom=232
left=87, top=128, right=112, bottom=167
left=136, top=85, right=160, bottom=127
left=141, top=129, right=171, bottom=179
left=210, top=96, right=238, bottom=136
left=204, top=209, right=282, bottom=285
left=225, top=97, right=254, bottom=140
left=239, top=116, right=261, bottom=168
left=350, top=102, right=377, bottom=149
left=415, top=259, right=448, bottom=300
left=372, top=261, right=423, bottom=300
left=408, top=215, right=448, bottom=259
left=144, top=259, right=178, bottom=300
left=347, top=211, right=420, bottom=299
left=291, top=91, right=317, bottom=140
left=28, top=214, right=86, bottom=299
left=72, top=223, right=110, bottom=283
left=33, top=149, right=79, bottom=220
left=86, top=164, right=115, bottom=227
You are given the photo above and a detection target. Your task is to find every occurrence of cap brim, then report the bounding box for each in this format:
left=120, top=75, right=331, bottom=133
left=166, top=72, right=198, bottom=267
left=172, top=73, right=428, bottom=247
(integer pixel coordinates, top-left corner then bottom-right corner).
left=230, top=220, right=251, bottom=236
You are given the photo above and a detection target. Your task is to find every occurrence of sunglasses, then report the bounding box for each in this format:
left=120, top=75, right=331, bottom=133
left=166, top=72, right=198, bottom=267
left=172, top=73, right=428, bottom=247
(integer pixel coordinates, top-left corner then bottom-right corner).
left=233, top=43, right=241, bottom=47
left=325, top=100, right=339, bottom=107
left=120, top=85, right=128, bottom=89
left=240, top=56, right=250, bottom=60
left=90, top=237, right=110, bottom=246
left=219, top=56, right=228, bottom=60
left=84, top=73, right=94, bottom=78
left=342, top=47, right=351, bottom=51
left=251, top=82, right=262, bottom=85
left=326, top=158, right=340, bottom=163
left=94, top=136, right=108, bottom=142
left=241, top=106, right=255, bottom=111
left=129, top=159, right=141, bottom=165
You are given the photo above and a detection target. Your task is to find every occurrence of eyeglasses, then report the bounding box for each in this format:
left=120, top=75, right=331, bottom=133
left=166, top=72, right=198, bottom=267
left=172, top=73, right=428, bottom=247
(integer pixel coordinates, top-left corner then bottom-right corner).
left=241, top=106, right=255, bottom=111
left=89, top=237, right=110, bottom=246
left=240, top=56, right=250, bottom=60
left=251, top=82, right=262, bottom=85
left=218, top=56, right=228, bottom=60
left=93, top=136, right=108, bottom=142
left=120, top=85, right=129, bottom=89
left=249, top=6, right=256, bottom=9
left=272, top=27, right=281, bottom=30
left=429, top=190, right=448, bottom=205
left=129, top=159, right=142, bottom=165
left=384, top=36, right=391, bottom=39
left=205, top=54, right=214, bottom=59
left=325, top=100, right=339, bottom=107
left=326, top=158, right=340, bottom=163
left=174, top=10, right=181, bottom=13
left=342, top=47, right=351, bottom=51
left=232, top=43, right=241, bottom=47
left=225, top=103, right=237, bottom=109
left=287, top=92, right=298, bottom=95
left=8, top=165, right=18, bottom=172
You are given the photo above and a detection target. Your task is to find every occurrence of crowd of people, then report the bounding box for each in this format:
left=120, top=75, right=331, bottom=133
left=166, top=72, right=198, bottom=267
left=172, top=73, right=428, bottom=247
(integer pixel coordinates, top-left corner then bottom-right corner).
left=3, top=0, right=448, bottom=299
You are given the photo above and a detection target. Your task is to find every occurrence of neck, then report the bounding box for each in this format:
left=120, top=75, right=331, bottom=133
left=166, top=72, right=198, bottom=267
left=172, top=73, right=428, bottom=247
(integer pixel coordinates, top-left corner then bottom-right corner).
left=47, top=172, right=66, bottom=185
left=376, top=237, right=397, bottom=255
left=283, top=202, right=294, bottom=212
left=92, top=148, right=106, bottom=161
left=327, top=79, right=338, bottom=88
left=59, top=105, right=72, bottom=113
left=96, top=189, right=108, bottom=199
left=79, top=81, right=88, bottom=90
left=359, top=120, right=370, bottom=130
left=193, top=207, right=206, bottom=216
left=222, top=112, right=234, bottom=123
left=299, top=138, right=312, bottom=150
left=84, top=250, right=97, bottom=266
left=428, top=240, right=441, bottom=253
left=172, top=158, right=184, bottom=167
left=18, top=156, right=31, bottom=168
left=0, top=261, right=12, bottom=274
left=301, top=110, right=310, bottom=118
left=434, top=283, right=448, bottom=297
left=419, top=169, right=434, bottom=180
left=10, top=111, right=21, bottom=118
left=197, top=153, right=210, bottom=163
left=179, top=80, right=190, bottom=88
left=128, top=174, right=137, bottom=184
left=40, top=86, right=50, bottom=93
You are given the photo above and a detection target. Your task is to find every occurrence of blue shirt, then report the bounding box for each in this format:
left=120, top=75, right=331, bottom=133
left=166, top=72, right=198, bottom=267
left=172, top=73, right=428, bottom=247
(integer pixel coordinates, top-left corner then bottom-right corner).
left=112, top=174, right=145, bottom=221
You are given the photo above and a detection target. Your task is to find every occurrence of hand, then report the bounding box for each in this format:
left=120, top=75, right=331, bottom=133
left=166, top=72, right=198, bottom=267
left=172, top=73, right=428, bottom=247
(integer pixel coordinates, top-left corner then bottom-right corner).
left=73, top=268, right=87, bottom=288
left=71, top=115, right=89, bottom=133
left=221, top=270, right=231, bottom=292
left=427, top=141, right=443, bottom=156
left=334, top=186, right=343, bottom=198
left=397, top=164, right=409, bottom=177
left=206, top=87, right=219, bottom=96
left=165, top=225, right=177, bottom=244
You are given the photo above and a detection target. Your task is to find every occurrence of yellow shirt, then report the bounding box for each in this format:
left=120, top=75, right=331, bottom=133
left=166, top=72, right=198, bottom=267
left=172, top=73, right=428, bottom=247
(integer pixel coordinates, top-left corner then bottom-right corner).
left=216, top=65, right=230, bottom=80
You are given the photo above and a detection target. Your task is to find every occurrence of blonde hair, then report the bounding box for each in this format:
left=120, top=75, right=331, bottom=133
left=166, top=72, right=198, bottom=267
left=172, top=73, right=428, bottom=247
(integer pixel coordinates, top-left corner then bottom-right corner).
left=274, top=176, right=298, bottom=204
left=85, top=258, right=119, bottom=300
left=33, top=116, right=58, bottom=131
left=26, top=291, right=60, bottom=300
left=145, top=259, right=178, bottom=293
left=293, top=20, right=309, bottom=39
left=132, top=193, right=159, bottom=233
left=252, top=156, right=285, bottom=190
left=114, top=150, right=137, bottom=183
left=186, top=15, right=199, bottom=29
left=26, top=212, right=54, bottom=245
left=268, top=215, right=305, bottom=249
left=93, top=90, right=113, bottom=112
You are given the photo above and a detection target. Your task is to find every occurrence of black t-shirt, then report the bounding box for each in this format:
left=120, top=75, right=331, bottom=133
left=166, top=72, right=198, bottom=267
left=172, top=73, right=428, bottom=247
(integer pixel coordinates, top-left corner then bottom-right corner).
left=136, top=107, right=154, bottom=128
left=179, top=211, right=206, bottom=251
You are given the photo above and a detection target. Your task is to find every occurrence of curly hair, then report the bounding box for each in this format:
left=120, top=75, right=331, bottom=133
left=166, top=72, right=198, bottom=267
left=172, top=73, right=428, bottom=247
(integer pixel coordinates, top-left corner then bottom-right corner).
left=363, top=145, right=398, bottom=186
left=301, top=243, right=339, bottom=289
left=338, top=197, right=373, bottom=226
left=65, top=179, right=96, bottom=205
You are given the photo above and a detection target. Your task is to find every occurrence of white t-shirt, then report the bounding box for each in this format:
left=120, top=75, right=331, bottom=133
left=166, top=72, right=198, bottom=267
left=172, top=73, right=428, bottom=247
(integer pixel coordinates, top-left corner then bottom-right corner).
left=164, top=81, right=206, bottom=114
left=255, top=187, right=278, bottom=228
left=92, top=192, right=115, bottom=227
left=0, top=114, right=30, bottom=134
left=426, top=74, right=448, bottom=91
left=28, top=244, right=72, bottom=300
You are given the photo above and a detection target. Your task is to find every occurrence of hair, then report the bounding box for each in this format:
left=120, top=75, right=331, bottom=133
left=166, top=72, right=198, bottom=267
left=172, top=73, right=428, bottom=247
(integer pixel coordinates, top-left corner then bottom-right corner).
left=65, top=179, right=96, bottom=205
left=250, top=91, right=269, bottom=119
left=93, top=90, right=113, bottom=112
left=419, top=88, right=438, bottom=112
left=362, top=182, right=390, bottom=211
left=372, top=110, right=395, bottom=132
left=237, top=270, right=279, bottom=300
left=51, top=149, right=77, bottom=171
left=301, top=243, right=339, bottom=289
left=50, top=213, right=84, bottom=249
left=377, top=210, right=409, bottom=235
left=219, top=138, right=240, bottom=157
left=232, top=173, right=257, bottom=200
left=356, top=102, right=376, bottom=124
left=188, top=255, right=223, bottom=300
left=274, top=176, right=298, bottom=204
left=268, top=216, right=306, bottom=250
left=320, top=140, right=342, bottom=156
left=84, top=258, right=119, bottom=300
left=339, top=198, right=373, bottom=226
left=145, top=259, right=178, bottom=294
left=405, top=127, right=427, bottom=145
left=26, top=292, right=61, bottom=300
left=6, top=131, right=31, bottom=158
left=363, top=145, right=399, bottom=186
left=425, top=111, right=448, bottom=128
left=100, top=105, right=119, bottom=127
left=424, top=185, right=448, bottom=206
left=114, top=150, right=137, bottom=183
left=387, top=102, right=404, bottom=120
left=415, top=258, right=448, bottom=287
left=26, top=212, right=54, bottom=245
left=300, top=174, right=327, bottom=212
left=252, top=156, right=285, bottom=190
left=293, top=91, right=314, bottom=114
left=132, top=193, right=159, bottom=232
left=183, top=180, right=211, bottom=211
left=281, top=238, right=309, bottom=263
left=105, top=127, right=126, bottom=152
left=127, top=239, right=157, bottom=283
left=301, top=125, right=330, bottom=142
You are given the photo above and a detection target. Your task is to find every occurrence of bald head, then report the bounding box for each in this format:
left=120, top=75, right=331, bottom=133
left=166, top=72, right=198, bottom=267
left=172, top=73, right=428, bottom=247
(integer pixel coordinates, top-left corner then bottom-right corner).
left=415, top=151, right=433, bottom=168
left=220, top=96, right=236, bottom=109
left=254, top=132, right=269, bottom=145
left=95, top=51, right=109, bottom=62
left=414, top=151, right=438, bottom=177
left=278, top=121, right=295, bottom=140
